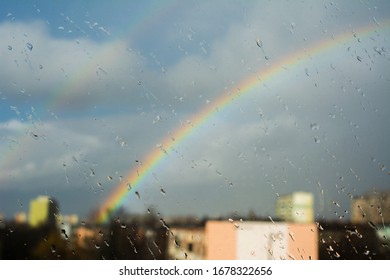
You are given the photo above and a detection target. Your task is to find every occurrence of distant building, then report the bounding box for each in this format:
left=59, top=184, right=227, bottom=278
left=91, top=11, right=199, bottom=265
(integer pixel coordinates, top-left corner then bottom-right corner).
left=275, top=192, right=314, bottom=223
left=166, top=220, right=318, bottom=260
left=14, top=212, right=27, bottom=224
left=205, top=221, right=318, bottom=260
left=0, top=213, right=4, bottom=227
left=168, top=227, right=205, bottom=260
left=351, top=190, right=390, bottom=225
left=28, top=195, right=59, bottom=228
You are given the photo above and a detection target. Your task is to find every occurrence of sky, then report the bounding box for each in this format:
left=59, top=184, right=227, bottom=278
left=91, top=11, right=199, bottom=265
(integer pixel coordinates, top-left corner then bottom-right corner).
left=0, top=0, right=389, bottom=222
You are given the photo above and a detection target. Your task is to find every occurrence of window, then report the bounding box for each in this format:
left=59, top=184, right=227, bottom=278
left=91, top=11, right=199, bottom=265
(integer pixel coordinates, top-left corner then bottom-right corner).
left=0, top=0, right=389, bottom=260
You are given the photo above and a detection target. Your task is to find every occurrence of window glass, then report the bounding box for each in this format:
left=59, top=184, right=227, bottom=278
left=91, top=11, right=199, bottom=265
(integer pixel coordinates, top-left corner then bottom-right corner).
left=0, top=0, right=389, bottom=260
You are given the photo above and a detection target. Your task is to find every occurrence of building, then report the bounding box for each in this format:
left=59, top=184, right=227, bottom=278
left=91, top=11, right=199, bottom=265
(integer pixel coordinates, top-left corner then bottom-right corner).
left=28, top=195, right=59, bottom=228
left=167, top=227, right=205, bottom=260
left=205, top=221, right=318, bottom=260
left=166, top=220, right=318, bottom=260
left=0, top=213, right=4, bottom=227
left=14, top=212, right=27, bottom=224
left=351, top=190, right=390, bottom=225
left=275, top=192, right=314, bottom=223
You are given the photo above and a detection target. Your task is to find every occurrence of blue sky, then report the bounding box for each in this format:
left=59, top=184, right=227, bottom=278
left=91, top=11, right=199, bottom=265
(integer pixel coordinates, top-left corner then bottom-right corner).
left=0, top=1, right=390, bottom=222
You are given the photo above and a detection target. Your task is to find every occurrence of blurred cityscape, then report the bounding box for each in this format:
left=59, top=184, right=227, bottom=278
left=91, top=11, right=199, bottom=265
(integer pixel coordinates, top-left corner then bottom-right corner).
left=0, top=190, right=389, bottom=260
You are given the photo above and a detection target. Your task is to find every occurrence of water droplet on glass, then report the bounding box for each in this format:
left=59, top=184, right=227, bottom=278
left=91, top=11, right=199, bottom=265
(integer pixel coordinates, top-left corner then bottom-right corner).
left=310, top=123, right=319, bottom=130
left=61, top=229, right=69, bottom=240
left=356, top=56, right=362, bottom=62
left=159, top=218, right=170, bottom=230
left=8, top=45, right=12, bottom=50
left=135, top=191, right=140, bottom=199
left=368, top=221, right=378, bottom=230
left=30, top=132, right=39, bottom=140
left=26, top=42, right=33, bottom=51
left=160, top=188, right=166, bottom=195
left=316, top=222, right=324, bottom=230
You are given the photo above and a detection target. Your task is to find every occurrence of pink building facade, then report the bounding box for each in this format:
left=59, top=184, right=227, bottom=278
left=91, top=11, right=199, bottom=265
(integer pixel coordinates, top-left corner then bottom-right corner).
left=205, top=221, right=318, bottom=260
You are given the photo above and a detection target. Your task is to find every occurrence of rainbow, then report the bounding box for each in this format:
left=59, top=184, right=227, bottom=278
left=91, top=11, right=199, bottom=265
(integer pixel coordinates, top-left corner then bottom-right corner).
left=94, top=19, right=389, bottom=223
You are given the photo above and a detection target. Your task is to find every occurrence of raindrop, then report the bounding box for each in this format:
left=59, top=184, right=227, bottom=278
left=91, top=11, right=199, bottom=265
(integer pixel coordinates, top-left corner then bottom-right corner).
left=356, top=56, right=362, bottom=62
left=30, top=132, right=39, bottom=140
left=314, top=137, right=320, bottom=143
left=51, top=245, right=56, bottom=254
left=26, top=42, right=33, bottom=51
left=39, top=64, right=43, bottom=69
left=8, top=45, right=12, bottom=50
left=256, top=39, right=263, bottom=48
left=135, top=191, right=140, bottom=199
left=373, top=47, right=384, bottom=55
left=81, top=221, right=86, bottom=226
left=61, top=229, right=69, bottom=240
left=120, top=223, right=127, bottom=229
left=160, top=218, right=170, bottom=230
left=368, top=221, right=378, bottom=230
left=373, top=17, right=380, bottom=26
left=310, top=123, right=319, bottom=130
left=316, top=222, right=324, bottom=230
left=160, top=188, right=166, bottom=195
left=107, top=175, right=113, bottom=181
left=127, top=183, right=132, bottom=190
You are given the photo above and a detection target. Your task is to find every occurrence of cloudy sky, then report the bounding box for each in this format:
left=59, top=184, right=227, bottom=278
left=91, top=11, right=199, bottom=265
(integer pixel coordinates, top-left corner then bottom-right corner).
left=0, top=0, right=389, bottom=222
